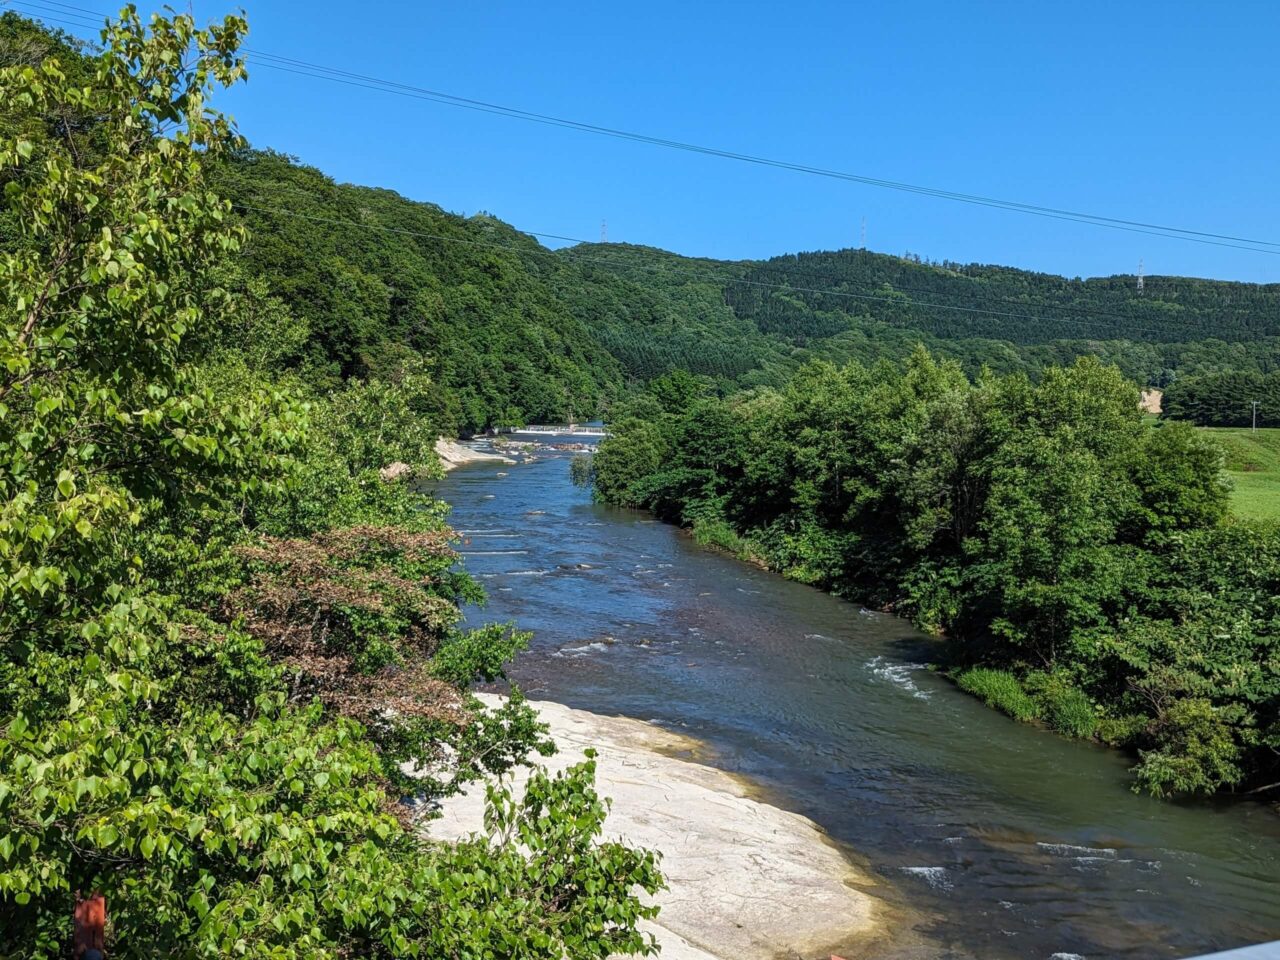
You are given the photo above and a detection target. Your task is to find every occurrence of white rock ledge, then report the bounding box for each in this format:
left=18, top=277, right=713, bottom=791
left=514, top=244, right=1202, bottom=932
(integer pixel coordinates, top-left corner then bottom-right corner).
left=435, top=438, right=516, bottom=472
left=426, top=694, right=884, bottom=960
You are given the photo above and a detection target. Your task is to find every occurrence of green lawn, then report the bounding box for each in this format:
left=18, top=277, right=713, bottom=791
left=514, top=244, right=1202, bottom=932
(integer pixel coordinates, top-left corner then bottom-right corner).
left=1206, top=427, right=1280, bottom=521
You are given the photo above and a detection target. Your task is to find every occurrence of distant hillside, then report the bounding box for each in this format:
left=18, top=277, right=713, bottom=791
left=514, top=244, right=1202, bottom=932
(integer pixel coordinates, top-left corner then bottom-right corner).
left=217, top=149, right=1280, bottom=423
left=733, top=248, right=1280, bottom=344
left=557, top=243, right=1280, bottom=389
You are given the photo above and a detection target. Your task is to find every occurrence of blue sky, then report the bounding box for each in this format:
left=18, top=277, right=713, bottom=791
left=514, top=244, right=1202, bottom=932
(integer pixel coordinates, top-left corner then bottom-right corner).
left=20, top=0, right=1280, bottom=282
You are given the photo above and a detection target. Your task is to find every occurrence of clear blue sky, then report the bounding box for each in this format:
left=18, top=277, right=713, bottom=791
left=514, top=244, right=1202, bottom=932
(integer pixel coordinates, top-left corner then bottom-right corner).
left=23, top=0, right=1280, bottom=282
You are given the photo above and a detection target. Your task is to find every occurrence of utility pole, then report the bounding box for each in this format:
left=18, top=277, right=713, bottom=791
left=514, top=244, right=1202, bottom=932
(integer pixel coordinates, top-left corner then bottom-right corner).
left=1253, top=399, right=1260, bottom=433
left=1137, top=259, right=1145, bottom=295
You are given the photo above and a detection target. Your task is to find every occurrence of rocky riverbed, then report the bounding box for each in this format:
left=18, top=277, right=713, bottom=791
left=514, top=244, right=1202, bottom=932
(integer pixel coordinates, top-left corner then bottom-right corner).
left=426, top=693, right=885, bottom=960
left=435, top=438, right=516, bottom=472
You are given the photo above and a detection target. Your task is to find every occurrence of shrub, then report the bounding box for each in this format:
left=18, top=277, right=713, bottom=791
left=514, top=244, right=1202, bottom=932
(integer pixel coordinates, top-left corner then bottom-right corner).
left=1095, top=713, right=1147, bottom=746
left=956, top=668, right=1039, bottom=722
left=690, top=517, right=748, bottom=554
left=1132, top=698, right=1244, bottom=798
left=569, top=453, right=595, bottom=487
left=1026, top=672, right=1097, bottom=739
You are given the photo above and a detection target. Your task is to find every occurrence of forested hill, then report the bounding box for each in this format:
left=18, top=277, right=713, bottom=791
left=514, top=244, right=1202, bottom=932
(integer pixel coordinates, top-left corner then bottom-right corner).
left=733, top=249, right=1280, bottom=344
left=540, top=244, right=777, bottom=385
left=558, top=243, right=1280, bottom=390
left=213, top=141, right=1280, bottom=431
left=215, top=150, right=627, bottom=431
left=209, top=153, right=1280, bottom=431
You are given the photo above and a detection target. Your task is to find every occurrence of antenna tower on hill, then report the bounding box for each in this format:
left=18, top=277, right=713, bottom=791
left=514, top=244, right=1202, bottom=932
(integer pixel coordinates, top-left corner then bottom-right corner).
left=1137, top=258, right=1145, bottom=294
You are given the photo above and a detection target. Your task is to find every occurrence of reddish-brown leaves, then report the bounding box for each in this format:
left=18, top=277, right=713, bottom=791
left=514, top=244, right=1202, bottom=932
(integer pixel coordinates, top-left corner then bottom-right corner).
left=225, top=525, right=467, bottom=726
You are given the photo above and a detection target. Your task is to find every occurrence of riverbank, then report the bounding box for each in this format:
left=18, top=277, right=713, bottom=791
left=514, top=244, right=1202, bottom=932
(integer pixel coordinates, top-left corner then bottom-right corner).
left=434, top=454, right=1280, bottom=958
left=426, top=693, right=884, bottom=960
left=435, top=437, right=515, bottom=472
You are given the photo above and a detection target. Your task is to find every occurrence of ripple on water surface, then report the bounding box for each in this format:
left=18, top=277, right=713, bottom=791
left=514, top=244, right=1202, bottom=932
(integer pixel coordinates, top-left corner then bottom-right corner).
left=865, top=655, right=932, bottom=700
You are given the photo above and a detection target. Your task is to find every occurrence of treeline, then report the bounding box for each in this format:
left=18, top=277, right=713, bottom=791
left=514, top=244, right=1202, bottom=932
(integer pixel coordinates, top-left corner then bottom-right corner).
left=195, top=139, right=1280, bottom=431
left=189, top=152, right=1280, bottom=431
left=1163, top=370, right=1280, bottom=426
left=162, top=118, right=1280, bottom=436
left=731, top=248, right=1280, bottom=343
left=0, top=11, right=658, bottom=956
left=582, top=358, right=1279, bottom=799
left=556, top=243, right=1280, bottom=393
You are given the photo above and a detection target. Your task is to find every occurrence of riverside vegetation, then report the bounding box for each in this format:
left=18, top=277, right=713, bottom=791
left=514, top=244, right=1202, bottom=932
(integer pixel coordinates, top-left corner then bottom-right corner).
left=0, top=10, right=660, bottom=957
left=579, top=360, right=1280, bottom=799
left=3, top=3, right=1279, bottom=954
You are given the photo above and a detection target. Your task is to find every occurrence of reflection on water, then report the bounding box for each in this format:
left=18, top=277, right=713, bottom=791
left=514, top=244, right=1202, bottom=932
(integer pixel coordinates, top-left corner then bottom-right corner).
left=434, top=450, right=1280, bottom=960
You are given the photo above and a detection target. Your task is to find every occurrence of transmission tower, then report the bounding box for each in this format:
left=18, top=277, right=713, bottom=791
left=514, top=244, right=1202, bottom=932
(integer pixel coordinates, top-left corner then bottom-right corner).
left=860, top=216, right=867, bottom=250
left=1137, top=258, right=1145, bottom=294
left=601, top=219, right=607, bottom=244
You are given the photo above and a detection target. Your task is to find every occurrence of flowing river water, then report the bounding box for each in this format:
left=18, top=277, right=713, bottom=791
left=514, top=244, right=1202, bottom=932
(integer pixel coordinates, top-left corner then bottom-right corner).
left=434, top=445, right=1280, bottom=960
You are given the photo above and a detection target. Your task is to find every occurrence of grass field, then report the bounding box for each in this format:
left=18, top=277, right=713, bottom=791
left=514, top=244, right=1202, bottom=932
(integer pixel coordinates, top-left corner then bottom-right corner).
left=1207, top=427, right=1280, bottom=521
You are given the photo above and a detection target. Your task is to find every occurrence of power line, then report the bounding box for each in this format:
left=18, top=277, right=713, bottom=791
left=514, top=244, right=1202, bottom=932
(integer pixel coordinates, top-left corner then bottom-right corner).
left=0, top=0, right=93, bottom=31
left=238, top=56, right=1280, bottom=257
left=11, top=0, right=1280, bottom=257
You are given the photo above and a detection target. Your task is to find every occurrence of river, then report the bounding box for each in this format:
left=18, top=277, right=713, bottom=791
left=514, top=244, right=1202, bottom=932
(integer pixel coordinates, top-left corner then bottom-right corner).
left=434, top=445, right=1280, bottom=960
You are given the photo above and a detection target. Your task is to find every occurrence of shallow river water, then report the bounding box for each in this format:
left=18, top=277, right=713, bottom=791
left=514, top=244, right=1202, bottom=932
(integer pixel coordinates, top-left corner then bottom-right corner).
left=434, top=447, right=1280, bottom=960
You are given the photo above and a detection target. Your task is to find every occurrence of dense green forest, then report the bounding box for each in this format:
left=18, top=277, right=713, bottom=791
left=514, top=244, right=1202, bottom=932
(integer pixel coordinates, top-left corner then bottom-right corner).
left=732, top=248, right=1280, bottom=344
left=61, top=71, right=1257, bottom=432
left=209, top=153, right=1280, bottom=423
left=1162, top=370, right=1280, bottom=426
left=0, top=11, right=659, bottom=956
left=581, top=360, right=1279, bottom=799
left=213, top=152, right=627, bottom=432
left=209, top=144, right=1280, bottom=428
left=553, top=242, right=1280, bottom=393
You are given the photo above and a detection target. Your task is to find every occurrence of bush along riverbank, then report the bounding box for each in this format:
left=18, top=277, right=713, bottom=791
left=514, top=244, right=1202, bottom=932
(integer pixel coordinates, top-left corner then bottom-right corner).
left=575, top=356, right=1280, bottom=799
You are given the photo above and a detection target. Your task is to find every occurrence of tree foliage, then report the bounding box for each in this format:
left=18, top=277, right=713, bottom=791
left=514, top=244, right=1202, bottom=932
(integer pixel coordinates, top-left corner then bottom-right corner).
left=0, top=10, right=660, bottom=957
left=198, top=136, right=1280, bottom=428
left=1162, top=369, right=1280, bottom=426
left=589, top=350, right=1279, bottom=798
left=213, top=152, right=625, bottom=433
left=553, top=242, right=1280, bottom=394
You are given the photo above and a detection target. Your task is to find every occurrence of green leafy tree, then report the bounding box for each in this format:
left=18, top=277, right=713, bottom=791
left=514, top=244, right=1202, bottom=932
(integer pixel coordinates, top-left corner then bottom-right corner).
left=587, top=350, right=1279, bottom=798
left=0, top=9, right=661, bottom=956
